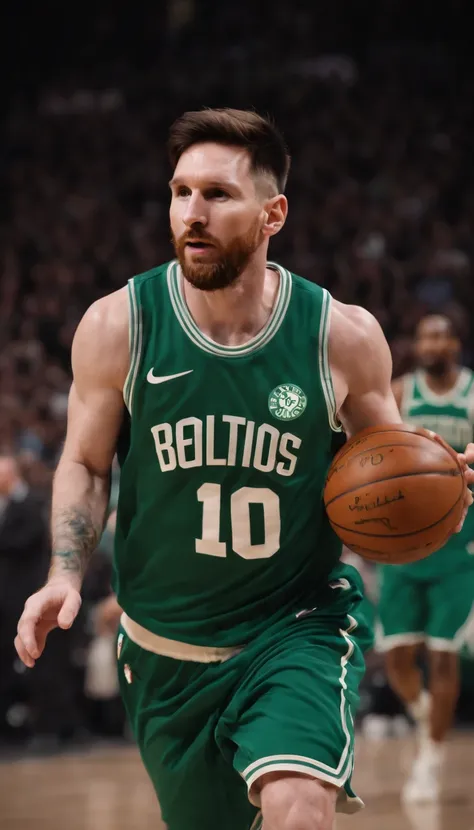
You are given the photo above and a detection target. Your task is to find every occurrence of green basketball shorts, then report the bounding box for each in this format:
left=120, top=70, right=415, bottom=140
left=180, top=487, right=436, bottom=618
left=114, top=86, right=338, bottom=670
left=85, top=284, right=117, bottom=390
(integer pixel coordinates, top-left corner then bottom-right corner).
left=377, top=563, right=474, bottom=652
left=117, top=564, right=372, bottom=830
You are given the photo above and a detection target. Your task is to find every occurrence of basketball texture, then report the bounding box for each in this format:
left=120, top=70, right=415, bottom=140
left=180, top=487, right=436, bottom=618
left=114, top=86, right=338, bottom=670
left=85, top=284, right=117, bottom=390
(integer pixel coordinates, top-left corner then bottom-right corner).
left=324, top=424, right=465, bottom=564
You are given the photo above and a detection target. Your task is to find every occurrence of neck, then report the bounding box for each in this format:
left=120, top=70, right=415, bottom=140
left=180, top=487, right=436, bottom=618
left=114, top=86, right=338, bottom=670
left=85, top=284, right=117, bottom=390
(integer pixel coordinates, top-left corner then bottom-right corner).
left=181, top=254, right=280, bottom=347
left=422, top=366, right=461, bottom=393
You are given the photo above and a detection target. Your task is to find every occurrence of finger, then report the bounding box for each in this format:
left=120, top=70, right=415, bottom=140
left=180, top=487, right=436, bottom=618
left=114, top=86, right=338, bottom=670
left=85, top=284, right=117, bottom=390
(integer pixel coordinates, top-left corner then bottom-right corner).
left=57, top=592, right=82, bottom=629
left=17, top=616, right=40, bottom=659
left=463, top=468, right=474, bottom=485
left=14, top=634, right=35, bottom=668
left=463, top=443, right=474, bottom=464
left=455, top=505, right=468, bottom=533
left=464, top=490, right=474, bottom=507
left=18, top=590, right=55, bottom=656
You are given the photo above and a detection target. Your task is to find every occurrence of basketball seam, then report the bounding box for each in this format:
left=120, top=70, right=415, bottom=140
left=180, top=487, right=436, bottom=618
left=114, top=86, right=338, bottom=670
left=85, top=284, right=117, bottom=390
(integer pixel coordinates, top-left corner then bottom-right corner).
left=329, top=441, right=454, bottom=469
left=331, top=428, right=448, bottom=466
left=347, top=522, right=456, bottom=559
left=332, top=429, right=415, bottom=464
left=327, top=486, right=464, bottom=538
left=324, top=469, right=462, bottom=508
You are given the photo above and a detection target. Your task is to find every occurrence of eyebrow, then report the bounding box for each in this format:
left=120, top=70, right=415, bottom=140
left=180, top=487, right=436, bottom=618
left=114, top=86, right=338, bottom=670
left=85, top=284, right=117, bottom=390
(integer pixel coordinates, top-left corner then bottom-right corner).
left=169, top=177, right=240, bottom=192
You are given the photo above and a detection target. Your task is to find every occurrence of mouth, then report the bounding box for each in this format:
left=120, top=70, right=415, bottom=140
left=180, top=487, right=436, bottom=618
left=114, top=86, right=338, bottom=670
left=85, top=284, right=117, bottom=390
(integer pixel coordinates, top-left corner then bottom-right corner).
left=185, top=241, right=215, bottom=255
left=186, top=239, right=214, bottom=247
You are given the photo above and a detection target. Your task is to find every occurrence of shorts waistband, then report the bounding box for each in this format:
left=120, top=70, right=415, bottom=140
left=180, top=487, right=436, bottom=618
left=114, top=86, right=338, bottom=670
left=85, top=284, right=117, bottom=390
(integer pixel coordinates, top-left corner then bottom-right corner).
left=120, top=613, right=245, bottom=663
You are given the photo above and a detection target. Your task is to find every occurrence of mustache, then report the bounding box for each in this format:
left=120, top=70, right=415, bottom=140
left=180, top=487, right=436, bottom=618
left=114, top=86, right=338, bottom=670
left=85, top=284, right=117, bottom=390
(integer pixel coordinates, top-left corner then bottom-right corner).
left=178, top=230, right=220, bottom=246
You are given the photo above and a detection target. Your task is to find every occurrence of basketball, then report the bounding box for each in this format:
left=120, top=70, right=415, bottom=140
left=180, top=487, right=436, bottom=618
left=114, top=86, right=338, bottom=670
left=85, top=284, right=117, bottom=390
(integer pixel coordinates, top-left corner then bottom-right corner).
left=324, top=424, right=465, bottom=564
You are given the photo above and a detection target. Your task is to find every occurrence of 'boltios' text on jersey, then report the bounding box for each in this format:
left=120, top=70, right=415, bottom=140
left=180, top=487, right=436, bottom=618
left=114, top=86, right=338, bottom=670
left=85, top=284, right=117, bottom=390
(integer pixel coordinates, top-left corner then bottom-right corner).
left=114, top=261, right=342, bottom=645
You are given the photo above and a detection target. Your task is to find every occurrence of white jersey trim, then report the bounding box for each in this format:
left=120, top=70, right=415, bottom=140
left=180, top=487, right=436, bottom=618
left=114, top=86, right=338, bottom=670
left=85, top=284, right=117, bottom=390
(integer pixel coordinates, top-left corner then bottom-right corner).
left=123, top=277, right=143, bottom=415
left=319, top=289, right=343, bottom=432
left=121, top=613, right=244, bottom=662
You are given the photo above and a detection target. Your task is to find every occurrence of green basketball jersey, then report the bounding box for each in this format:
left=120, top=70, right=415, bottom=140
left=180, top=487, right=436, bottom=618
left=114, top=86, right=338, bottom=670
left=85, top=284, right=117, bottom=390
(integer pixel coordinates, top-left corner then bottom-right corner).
left=113, top=260, right=343, bottom=646
left=397, top=368, right=474, bottom=576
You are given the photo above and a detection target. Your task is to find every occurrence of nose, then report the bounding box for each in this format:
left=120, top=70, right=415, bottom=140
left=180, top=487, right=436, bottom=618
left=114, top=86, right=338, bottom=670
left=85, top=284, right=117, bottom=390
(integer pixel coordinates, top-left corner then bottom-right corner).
left=183, top=192, right=208, bottom=229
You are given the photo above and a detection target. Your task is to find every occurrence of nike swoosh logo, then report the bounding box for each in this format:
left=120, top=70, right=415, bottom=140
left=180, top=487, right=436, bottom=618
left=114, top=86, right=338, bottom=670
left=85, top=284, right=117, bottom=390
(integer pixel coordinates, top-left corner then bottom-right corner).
left=147, top=369, right=194, bottom=385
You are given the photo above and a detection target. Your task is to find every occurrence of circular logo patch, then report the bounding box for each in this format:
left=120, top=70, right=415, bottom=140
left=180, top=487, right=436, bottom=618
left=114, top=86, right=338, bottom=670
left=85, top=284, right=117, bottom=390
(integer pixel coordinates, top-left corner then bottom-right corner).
left=268, top=383, right=307, bottom=421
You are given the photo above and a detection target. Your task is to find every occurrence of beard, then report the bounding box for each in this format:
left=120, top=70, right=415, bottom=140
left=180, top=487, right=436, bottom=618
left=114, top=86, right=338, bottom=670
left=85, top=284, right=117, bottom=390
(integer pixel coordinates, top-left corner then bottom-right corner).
left=172, top=219, right=262, bottom=291
left=420, top=357, right=450, bottom=377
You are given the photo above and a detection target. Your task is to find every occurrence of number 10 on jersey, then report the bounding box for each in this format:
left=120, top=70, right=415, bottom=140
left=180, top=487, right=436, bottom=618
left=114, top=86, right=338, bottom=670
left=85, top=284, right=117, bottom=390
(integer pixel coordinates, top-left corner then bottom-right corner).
left=196, top=483, right=281, bottom=560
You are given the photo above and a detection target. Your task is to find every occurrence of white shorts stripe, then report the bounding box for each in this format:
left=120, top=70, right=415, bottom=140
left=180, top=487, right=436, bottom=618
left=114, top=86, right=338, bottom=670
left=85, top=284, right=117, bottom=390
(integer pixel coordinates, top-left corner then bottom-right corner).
left=246, top=761, right=353, bottom=807
left=243, top=750, right=353, bottom=782
left=375, top=632, right=425, bottom=653
left=426, top=637, right=459, bottom=653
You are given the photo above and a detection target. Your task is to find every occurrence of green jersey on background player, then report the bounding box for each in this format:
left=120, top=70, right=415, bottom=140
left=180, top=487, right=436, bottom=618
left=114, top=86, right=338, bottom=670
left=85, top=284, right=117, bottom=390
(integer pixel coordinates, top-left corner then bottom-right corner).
left=378, top=314, right=474, bottom=805
left=386, top=365, right=474, bottom=580
left=379, top=317, right=474, bottom=645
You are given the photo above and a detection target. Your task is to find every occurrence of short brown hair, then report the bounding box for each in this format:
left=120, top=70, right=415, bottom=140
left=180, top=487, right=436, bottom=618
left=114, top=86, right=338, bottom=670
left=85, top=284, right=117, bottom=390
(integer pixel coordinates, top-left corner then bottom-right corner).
left=168, top=108, right=291, bottom=193
left=417, top=312, right=463, bottom=342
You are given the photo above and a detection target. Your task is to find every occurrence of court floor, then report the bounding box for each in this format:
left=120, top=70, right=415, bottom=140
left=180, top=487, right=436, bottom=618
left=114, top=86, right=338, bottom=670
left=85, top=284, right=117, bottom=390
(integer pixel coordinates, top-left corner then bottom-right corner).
left=1, top=733, right=473, bottom=829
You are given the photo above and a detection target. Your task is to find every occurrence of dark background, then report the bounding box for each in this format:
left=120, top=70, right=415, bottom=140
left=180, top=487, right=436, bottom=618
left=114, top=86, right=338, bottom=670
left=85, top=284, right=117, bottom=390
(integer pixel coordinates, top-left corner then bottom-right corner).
left=1, top=0, right=474, bottom=752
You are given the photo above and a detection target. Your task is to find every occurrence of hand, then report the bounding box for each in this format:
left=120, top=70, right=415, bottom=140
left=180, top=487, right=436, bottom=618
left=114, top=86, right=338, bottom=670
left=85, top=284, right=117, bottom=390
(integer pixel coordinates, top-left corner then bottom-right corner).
left=95, top=593, right=122, bottom=636
left=454, top=442, right=474, bottom=532
left=15, top=581, right=82, bottom=668
left=429, top=434, right=474, bottom=532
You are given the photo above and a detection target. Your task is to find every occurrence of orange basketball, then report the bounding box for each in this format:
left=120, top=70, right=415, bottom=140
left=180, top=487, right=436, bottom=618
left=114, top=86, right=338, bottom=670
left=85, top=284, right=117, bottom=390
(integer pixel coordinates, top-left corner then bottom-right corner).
left=323, top=424, right=465, bottom=564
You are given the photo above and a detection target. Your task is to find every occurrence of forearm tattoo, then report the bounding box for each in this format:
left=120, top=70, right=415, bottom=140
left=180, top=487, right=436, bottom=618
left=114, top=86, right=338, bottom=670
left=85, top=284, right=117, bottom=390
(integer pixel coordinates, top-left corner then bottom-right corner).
left=51, top=508, right=101, bottom=577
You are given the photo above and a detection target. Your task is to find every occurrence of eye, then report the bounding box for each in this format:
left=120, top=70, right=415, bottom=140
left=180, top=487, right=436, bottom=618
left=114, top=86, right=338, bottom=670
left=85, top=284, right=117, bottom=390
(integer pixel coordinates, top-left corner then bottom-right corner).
left=176, top=186, right=191, bottom=198
left=205, top=188, right=229, bottom=200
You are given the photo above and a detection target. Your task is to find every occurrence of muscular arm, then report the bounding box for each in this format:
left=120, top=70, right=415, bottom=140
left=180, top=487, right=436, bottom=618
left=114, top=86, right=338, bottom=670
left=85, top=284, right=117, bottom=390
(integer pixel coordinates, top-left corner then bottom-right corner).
left=329, top=302, right=402, bottom=438
left=49, top=289, right=129, bottom=588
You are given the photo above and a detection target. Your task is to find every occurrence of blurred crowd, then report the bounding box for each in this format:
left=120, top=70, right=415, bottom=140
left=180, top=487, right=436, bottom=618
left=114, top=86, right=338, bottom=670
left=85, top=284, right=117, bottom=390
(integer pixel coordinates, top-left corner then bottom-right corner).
left=1, top=2, right=474, bottom=750
left=2, top=5, right=474, bottom=488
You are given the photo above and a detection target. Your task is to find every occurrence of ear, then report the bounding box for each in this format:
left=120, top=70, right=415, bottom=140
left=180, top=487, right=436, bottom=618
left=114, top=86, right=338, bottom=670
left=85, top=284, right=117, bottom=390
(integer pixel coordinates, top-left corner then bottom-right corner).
left=261, top=195, right=288, bottom=238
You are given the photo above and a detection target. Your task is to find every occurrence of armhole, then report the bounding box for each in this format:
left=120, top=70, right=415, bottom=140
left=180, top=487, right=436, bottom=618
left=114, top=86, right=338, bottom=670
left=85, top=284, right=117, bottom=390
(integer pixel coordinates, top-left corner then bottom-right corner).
left=319, top=289, right=343, bottom=433
left=123, top=278, right=143, bottom=415
left=460, top=367, right=473, bottom=396
left=465, top=371, right=474, bottom=437
left=400, top=373, right=415, bottom=419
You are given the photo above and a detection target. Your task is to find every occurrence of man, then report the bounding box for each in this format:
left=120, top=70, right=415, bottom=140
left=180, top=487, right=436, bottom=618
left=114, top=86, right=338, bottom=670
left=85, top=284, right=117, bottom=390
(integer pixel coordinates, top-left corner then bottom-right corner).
left=15, top=110, right=474, bottom=830
left=378, top=313, right=474, bottom=803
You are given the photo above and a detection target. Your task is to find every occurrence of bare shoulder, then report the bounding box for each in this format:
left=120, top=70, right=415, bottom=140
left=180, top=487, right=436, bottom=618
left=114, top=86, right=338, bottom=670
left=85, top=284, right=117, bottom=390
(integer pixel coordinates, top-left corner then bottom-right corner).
left=329, top=299, right=387, bottom=365
left=78, top=286, right=129, bottom=335
left=72, top=287, right=129, bottom=391
left=328, top=298, right=393, bottom=410
left=328, top=298, right=401, bottom=429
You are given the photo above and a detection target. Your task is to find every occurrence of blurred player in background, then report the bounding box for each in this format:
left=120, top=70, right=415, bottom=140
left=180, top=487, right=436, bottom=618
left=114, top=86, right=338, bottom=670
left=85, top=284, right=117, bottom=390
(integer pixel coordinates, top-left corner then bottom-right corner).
left=378, top=314, right=474, bottom=803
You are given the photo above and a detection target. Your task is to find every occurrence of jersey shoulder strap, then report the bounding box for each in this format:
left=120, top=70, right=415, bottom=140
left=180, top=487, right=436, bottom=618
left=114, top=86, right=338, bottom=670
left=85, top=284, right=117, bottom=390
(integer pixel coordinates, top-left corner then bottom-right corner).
left=123, top=261, right=172, bottom=413
left=459, top=367, right=474, bottom=397
left=287, top=272, right=342, bottom=433
left=400, top=372, right=417, bottom=418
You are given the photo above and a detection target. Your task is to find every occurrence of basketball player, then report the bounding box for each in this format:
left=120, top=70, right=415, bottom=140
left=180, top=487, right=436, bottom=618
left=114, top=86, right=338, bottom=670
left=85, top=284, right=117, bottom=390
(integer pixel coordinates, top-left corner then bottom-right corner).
left=378, top=313, right=474, bottom=803
left=14, top=111, right=474, bottom=830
